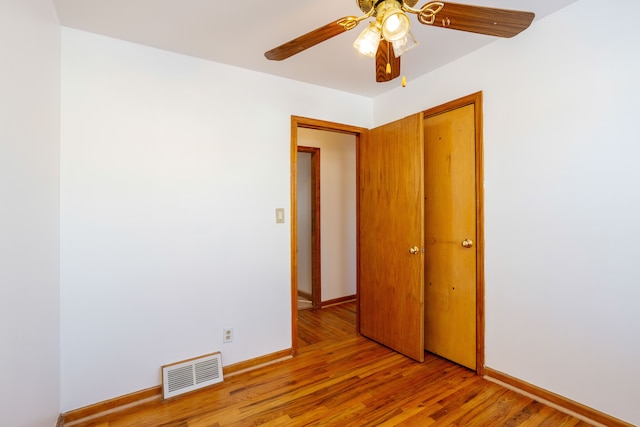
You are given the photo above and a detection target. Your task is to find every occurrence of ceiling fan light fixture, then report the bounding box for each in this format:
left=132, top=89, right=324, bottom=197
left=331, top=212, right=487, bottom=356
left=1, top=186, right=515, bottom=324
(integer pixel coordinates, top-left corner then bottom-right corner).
left=391, top=30, right=419, bottom=57
left=264, top=0, right=535, bottom=86
left=381, top=4, right=411, bottom=41
left=353, top=22, right=381, bottom=57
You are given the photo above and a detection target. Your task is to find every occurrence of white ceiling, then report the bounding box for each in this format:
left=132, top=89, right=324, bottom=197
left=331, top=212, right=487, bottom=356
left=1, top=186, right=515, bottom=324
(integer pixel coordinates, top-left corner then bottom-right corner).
left=53, top=0, right=579, bottom=97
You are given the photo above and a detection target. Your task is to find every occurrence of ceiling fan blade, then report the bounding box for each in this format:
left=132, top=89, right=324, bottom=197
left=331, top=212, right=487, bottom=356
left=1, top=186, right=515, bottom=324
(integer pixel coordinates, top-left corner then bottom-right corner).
left=265, top=17, right=359, bottom=61
left=421, top=2, right=535, bottom=38
left=376, top=39, right=401, bottom=82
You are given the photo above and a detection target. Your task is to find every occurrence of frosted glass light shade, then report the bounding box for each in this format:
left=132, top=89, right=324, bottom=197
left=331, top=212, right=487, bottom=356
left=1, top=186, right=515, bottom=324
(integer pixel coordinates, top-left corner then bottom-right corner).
left=392, top=30, right=419, bottom=57
left=353, top=23, right=382, bottom=57
left=381, top=7, right=410, bottom=41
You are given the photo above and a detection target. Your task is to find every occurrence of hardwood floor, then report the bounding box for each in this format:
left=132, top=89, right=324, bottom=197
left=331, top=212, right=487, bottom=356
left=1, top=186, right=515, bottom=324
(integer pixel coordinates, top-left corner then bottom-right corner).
left=66, top=302, right=591, bottom=426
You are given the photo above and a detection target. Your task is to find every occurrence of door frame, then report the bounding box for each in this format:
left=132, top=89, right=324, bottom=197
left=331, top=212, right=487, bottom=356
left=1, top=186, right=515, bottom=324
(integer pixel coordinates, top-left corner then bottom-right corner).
left=296, top=146, right=321, bottom=308
left=290, top=116, right=367, bottom=356
left=423, top=91, right=485, bottom=375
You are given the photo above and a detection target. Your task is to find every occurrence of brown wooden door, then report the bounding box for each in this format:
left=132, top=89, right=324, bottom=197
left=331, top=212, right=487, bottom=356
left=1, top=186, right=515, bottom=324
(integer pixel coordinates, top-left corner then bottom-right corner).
left=424, top=104, right=477, bottom=369
left=358, top=113, right=425, bottom=362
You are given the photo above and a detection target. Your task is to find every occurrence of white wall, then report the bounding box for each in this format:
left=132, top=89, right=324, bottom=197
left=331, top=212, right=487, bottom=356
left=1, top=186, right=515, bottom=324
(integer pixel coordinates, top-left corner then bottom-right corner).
left=374, top=0, right=640, bottom=424
left=297, top=129, right=357, bottom=302
left=60, top=28, right=371, bottom=411
left=0, top=0, right=61, bottom=426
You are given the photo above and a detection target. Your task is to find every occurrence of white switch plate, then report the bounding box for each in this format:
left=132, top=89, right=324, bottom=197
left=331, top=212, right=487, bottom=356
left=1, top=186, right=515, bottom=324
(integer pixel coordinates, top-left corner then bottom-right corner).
left=276, top=208, right=285, bottom=224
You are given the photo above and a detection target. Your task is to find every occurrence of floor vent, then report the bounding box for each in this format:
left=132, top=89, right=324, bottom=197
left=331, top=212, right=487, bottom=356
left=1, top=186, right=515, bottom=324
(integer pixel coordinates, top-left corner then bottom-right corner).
left=162, top=352, right=223, bottom=399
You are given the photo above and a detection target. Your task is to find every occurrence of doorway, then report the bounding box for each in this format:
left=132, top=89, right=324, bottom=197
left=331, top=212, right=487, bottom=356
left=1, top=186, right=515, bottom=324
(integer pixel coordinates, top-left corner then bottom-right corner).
left=290, top=116, right=366, bottom=355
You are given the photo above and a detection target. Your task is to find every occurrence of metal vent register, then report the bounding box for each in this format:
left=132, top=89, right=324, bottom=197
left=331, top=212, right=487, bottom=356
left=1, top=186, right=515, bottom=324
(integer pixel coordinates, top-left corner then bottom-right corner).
left=162, top=352, right=223, bottom=399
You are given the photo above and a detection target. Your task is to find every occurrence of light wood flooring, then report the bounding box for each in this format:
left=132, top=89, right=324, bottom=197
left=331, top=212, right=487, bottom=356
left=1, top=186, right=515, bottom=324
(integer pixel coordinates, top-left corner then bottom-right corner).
left=66, top=302, right=591, bottom=426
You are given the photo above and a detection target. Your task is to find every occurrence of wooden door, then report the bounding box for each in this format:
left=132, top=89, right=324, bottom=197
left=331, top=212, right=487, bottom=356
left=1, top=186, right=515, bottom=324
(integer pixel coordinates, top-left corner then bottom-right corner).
left=358, top=113, right=425, bottom=362
left=296, top=147, right=321, bottom=309
left=424, top=104, right=477, bottom=369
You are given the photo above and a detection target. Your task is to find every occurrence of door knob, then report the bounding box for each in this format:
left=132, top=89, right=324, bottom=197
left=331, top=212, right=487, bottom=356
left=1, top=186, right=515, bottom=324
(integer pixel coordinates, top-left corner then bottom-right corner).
left=461, top=239, right=473, bottom=248
left=409, top=246, right=420, bottom=255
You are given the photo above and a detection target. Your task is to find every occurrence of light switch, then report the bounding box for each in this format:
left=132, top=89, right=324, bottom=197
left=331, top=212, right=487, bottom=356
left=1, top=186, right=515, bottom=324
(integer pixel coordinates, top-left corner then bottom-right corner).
left=275, top=208, right=285, bottom=224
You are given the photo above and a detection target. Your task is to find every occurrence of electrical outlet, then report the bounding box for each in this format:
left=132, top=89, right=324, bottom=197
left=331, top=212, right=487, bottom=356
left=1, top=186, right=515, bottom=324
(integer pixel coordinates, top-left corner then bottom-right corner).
left=223, top=328, right=233, bottom=343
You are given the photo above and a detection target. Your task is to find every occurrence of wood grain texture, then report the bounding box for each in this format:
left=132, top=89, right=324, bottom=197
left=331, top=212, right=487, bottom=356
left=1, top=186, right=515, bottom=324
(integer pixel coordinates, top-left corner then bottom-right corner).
left=320, top=294, right=356, bottom=308
left=62, top=386, right=162, bottom=424
left=359, top=113, right=425, bottom=361
left=424, top=103, right=477, bottom=369
left=485, top=368, right=635, bottom=427
left=62, top=302, right=597, bottom=427
left=223, top=349, right=293, bottom=377
left=428, top=3, right=535, bottom=38
left=297, top=145, right=321, bottom=307
left=63, top=350, right=294, bottom=426
left=375, top=39, right=401, bottom=82
left=423, top=91, right=485, bottom=376
left=264, top=17, right=355, bottom=60
left=292, top=116, right=368, bottom=136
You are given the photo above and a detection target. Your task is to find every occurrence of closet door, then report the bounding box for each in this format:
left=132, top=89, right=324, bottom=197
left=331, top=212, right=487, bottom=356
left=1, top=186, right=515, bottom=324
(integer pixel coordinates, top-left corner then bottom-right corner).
left=358, top=113, right=425, bottom=362
left=424, top=103, right=478, bottom=370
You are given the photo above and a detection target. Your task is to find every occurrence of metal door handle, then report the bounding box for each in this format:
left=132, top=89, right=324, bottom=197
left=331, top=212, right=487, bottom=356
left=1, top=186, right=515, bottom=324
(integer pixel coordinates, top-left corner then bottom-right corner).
left=461, top=239, right=473, bottom=248
left=409, top=246, right=420, bottom=255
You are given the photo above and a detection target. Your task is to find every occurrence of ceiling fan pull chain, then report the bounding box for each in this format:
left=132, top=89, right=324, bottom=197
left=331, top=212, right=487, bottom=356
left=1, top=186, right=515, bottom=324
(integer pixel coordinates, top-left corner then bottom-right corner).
left=386, top=41, right=391, bottom=74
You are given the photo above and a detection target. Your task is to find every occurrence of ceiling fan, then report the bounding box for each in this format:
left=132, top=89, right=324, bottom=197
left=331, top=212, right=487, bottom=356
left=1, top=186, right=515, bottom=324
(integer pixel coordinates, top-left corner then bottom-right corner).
left=264, top=1, right=534, bottom=84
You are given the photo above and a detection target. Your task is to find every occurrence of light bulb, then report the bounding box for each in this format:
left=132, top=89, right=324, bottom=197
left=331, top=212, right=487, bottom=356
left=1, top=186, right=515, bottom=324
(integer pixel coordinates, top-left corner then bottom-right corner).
left=385, top=15, right=401, bottom=33
left=381, top=7, right=410, bottom=41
